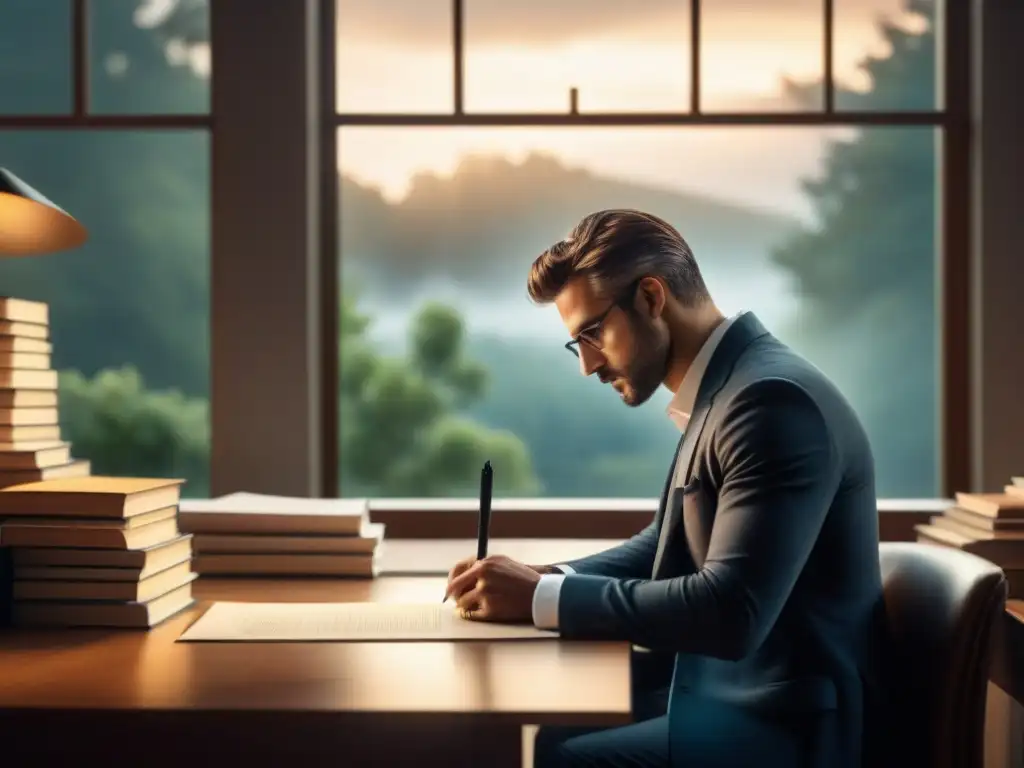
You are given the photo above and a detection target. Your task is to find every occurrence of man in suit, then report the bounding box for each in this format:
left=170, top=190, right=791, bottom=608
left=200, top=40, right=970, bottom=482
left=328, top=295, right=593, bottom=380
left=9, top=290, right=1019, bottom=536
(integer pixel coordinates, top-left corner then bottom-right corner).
left=444, top=209, right=887, bottom=768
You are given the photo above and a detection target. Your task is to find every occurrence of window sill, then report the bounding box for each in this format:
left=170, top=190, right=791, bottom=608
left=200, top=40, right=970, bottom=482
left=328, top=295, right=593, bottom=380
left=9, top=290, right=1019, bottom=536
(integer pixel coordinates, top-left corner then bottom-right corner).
left=364, top=497, right=949, bottom=539
left=180, top=497, right=946, bottom=539
left=369, top=497, right=950, bottom=513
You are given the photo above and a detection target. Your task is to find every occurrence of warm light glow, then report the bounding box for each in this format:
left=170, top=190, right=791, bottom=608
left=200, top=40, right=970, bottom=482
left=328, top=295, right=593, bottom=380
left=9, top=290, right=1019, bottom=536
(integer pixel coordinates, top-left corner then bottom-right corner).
left=0, top=191, right=88, bottom=256
left=464, top=44, right=691, bottom=113
left=335, top=0, right=934, bottom=215
left=339, top=126, right=855, bottom=222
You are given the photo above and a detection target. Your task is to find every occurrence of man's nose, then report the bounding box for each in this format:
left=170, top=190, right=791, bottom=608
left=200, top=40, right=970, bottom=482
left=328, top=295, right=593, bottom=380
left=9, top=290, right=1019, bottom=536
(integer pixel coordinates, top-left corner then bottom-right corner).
left=578, top=344, right=605, bottom=377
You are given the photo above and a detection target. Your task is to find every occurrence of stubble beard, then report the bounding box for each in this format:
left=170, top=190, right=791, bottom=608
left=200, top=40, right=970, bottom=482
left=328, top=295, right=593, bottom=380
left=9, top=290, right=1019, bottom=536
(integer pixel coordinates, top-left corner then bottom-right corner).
left=619, top=320, right=669, bottom=408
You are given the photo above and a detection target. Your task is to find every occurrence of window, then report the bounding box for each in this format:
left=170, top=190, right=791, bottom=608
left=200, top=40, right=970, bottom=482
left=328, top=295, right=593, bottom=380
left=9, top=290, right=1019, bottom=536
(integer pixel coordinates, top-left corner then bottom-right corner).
left=88, top=0, right=211, bottom=115
left=0, top=0, right=73, bottom=114
left=332, top=0, right=959, bottom=501
left=0, top=0, right=211, bottom=496
left=337, top=124, right=938, bottom=499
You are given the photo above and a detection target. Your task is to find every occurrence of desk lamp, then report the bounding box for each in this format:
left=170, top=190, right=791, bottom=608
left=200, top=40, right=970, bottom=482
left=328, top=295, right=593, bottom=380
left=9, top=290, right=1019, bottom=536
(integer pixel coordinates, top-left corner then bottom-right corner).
left=0, top=168, right=88, bottom=627
left=0, top=168, right=88, bottom=255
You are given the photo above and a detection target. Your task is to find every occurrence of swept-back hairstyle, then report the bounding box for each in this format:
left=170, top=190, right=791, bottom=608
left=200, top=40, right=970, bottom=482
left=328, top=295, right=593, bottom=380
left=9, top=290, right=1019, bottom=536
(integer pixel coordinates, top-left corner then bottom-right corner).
left=526, top=209, right=709, bottom=307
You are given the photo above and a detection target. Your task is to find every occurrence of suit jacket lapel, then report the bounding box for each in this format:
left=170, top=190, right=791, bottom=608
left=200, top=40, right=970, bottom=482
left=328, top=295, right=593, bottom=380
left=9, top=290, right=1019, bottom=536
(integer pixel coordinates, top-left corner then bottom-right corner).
left=676, top=402, right=716, bottom=568
left=650, top=312, right=772, bottom=578
left=652, top=403, right=712, bottom=575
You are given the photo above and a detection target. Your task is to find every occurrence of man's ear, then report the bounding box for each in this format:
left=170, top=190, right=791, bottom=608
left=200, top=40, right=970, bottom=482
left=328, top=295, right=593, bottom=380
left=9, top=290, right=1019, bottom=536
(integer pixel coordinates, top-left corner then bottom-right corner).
left=636, top=277, right=667, bottom=320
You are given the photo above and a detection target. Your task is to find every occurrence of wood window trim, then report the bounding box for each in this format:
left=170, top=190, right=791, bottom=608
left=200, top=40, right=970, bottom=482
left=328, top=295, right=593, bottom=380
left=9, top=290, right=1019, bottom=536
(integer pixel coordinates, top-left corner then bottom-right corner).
left=367, top=498, right=948, bottom=540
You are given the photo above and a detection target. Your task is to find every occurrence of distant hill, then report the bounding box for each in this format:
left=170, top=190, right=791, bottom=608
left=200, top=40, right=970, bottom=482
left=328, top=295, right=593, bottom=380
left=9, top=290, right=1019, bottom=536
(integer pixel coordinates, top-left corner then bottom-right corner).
left=339, top=152, right=801, bottom=299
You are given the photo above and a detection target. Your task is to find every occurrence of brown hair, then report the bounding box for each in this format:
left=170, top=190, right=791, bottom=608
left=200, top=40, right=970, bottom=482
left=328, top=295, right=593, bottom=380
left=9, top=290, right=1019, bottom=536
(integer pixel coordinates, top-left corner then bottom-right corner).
left=526, top=209, right=709, bottom=307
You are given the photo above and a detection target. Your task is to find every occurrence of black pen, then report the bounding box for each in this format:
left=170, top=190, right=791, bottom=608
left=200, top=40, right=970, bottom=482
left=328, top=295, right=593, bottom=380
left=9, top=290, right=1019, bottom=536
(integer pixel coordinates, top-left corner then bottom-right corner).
left=444, top=460, right=493, bottom=604
left=477, top=460, right=493, bottom=561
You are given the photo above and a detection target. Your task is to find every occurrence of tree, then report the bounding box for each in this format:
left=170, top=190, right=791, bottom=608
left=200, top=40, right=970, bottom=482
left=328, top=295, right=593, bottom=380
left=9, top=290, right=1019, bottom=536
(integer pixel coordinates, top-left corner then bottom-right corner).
left=771, top=0, right=939, bottom=495
left=57, top=296, right=532, bottom=500
left=59, top=367, right=210, bottom=497
left=339, top=296, right=539, bottom=497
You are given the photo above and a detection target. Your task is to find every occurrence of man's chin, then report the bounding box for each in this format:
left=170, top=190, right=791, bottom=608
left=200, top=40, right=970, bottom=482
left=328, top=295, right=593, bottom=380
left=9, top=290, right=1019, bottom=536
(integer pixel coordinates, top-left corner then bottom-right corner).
left=620, top=383, right=657, bottom=408
left=617, top=386, right=638, bottom=406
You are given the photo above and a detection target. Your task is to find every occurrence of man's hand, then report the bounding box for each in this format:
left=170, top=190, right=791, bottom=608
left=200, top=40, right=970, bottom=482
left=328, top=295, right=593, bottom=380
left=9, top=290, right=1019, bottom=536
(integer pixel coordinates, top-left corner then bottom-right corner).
left=443, top=554, right=542, bottom=623
left=446, top=556, right=557, bottom=586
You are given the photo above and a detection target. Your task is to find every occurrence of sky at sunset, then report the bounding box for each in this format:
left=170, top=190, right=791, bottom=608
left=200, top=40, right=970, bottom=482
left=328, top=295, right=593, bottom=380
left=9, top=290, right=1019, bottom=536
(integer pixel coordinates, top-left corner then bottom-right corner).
left=335, top=0, right=934, bottom=218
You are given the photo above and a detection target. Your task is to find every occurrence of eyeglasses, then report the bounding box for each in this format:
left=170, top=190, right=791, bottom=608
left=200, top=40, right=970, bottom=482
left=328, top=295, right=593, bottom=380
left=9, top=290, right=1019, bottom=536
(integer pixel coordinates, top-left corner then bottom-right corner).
left=564, top=281, right=640, bottom=359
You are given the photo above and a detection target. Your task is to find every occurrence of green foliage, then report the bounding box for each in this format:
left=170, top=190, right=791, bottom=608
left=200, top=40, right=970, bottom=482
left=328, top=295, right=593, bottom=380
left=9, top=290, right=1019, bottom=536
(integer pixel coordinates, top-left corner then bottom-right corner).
left=339, top=296, right=539, bottom=497
left=59, top=367, right=209, bottom=497
left=54, top=294, right=530, bottom=500
left=775, top=1, right=936, bottom=317
left=771, top=0, right=938, bottom=495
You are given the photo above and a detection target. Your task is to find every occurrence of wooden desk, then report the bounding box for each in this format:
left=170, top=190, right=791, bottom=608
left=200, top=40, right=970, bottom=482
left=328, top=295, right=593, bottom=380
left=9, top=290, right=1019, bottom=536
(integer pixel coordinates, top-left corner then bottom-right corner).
left=0, top=576, right=631, bottom=768
left=992, top=600, right=1024, bottom=704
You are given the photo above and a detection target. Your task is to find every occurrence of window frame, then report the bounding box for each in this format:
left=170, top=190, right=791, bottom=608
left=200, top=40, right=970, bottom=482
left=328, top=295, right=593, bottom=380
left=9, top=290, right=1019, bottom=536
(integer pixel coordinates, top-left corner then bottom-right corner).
left=0, top=0, right=212, bottom=129
left=0, top=1, right=972, bottom=516
left=325, top=0, right=972, bottom=500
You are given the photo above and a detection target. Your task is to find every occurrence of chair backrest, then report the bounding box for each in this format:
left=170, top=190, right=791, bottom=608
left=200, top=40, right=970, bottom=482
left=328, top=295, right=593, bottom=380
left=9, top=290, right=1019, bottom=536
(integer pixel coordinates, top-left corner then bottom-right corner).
left=878, top=542, right=1008, bottom=768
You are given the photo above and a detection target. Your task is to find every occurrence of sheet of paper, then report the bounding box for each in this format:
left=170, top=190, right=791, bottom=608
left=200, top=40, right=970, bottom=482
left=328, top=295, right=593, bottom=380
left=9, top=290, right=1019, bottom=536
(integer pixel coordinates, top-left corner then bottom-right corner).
left=177, top=601, right=559, bottom=642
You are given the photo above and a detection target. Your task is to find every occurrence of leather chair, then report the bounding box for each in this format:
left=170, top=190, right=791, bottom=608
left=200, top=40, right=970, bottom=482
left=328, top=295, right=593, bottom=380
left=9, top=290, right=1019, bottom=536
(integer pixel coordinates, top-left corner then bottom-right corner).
left=877, top=541, right=1008, bottom=768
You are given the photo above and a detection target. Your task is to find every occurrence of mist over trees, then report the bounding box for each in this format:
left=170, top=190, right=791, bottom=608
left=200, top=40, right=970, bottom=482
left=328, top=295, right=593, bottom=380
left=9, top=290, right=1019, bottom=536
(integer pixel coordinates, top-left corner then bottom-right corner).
left=771, top=0, right=939, bottom=493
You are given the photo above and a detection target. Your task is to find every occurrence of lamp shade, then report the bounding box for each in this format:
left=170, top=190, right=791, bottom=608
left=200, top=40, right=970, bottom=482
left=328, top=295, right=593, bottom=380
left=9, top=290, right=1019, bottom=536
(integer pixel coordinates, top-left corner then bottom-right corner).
left=0, top=168, right=88, bottom=256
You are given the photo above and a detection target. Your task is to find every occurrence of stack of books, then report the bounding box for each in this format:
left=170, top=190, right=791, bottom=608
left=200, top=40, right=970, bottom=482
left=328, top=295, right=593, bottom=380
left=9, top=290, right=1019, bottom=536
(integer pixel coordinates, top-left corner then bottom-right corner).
left=915, top=481, right=1024, bottom=595
left=0, top=476, right=196, bottom=627
left=0, top=297, right=89, bottom=487
left=179, top=492, right=383, bottom=577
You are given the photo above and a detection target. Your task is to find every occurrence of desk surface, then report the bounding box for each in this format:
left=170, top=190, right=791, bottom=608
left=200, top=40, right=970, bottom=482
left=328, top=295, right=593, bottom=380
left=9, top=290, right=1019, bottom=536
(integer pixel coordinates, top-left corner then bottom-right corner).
left=0, top=575, right=632, bottom=727
left=993, top=599, right=1024, bottom=706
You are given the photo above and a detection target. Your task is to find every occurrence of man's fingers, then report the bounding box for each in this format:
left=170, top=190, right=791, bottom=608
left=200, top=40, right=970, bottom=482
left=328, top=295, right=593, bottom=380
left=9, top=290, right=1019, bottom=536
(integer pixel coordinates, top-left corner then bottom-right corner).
left=444, top=564, right=467, bottom=598
left=446, top=557, right=474, bottom=583
left=447, top=561, right=484, bottom=600
left=444, top=556, right=481, bottom=600
left=457, top=586, right=487, bottom=620
left=456, top=584, right=483, bottom=611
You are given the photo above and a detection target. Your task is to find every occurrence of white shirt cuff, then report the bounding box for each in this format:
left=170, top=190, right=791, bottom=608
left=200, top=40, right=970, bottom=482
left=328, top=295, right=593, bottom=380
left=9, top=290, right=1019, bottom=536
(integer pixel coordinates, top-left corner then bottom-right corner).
left=532, top=574, right=565, bottom=630
left=531, top=564, right=574, bottom=630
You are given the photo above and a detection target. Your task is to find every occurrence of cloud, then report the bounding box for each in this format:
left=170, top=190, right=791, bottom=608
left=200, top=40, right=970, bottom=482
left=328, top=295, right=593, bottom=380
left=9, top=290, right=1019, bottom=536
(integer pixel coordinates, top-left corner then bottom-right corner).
left=336, top=0, right=922, bottom=48
left=337, top=0, right=824, bottom=48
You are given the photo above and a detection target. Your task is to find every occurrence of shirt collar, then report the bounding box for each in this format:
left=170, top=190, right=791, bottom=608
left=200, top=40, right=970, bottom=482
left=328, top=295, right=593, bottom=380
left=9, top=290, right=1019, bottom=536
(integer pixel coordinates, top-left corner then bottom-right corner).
left=666, top=311, right=745, bottom=432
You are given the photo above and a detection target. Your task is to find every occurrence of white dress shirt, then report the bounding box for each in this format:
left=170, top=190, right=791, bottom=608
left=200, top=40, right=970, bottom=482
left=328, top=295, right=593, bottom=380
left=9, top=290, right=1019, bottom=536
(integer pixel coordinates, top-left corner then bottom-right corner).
left=531, top=312, right=745, bottom=630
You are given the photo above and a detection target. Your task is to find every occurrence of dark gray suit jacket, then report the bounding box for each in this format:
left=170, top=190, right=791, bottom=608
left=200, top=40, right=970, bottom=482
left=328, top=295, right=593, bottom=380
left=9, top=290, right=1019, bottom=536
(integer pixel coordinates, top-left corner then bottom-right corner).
left=557, top=312, right=886, bottom=768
